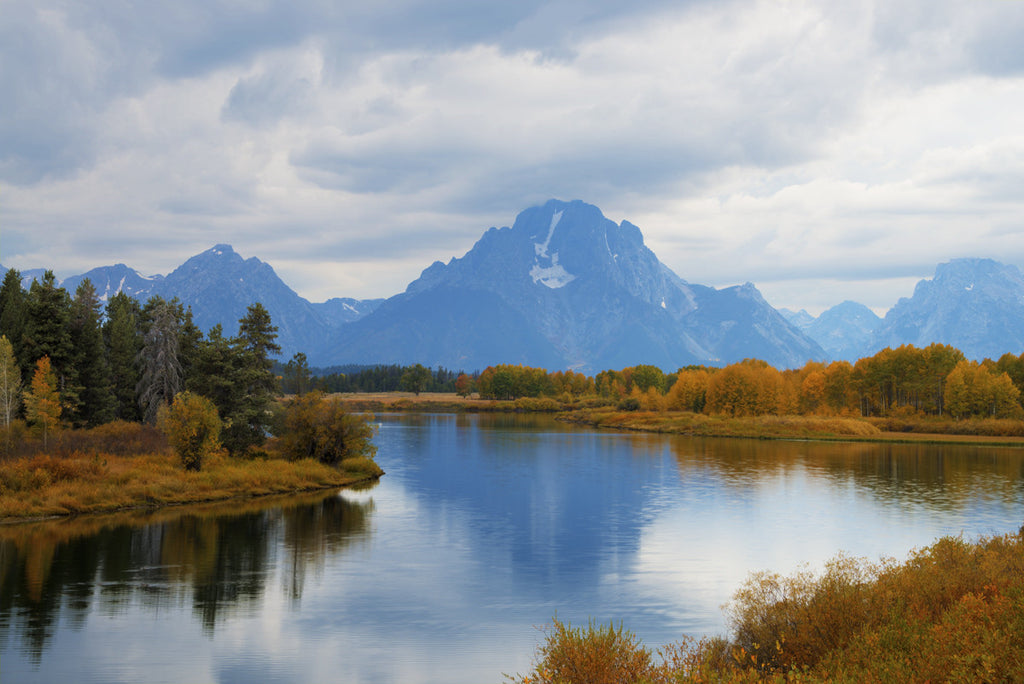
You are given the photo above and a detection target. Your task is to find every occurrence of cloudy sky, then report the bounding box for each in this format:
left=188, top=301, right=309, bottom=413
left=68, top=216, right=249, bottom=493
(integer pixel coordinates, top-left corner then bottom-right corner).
left=3, top=0, right=1024, bottom=315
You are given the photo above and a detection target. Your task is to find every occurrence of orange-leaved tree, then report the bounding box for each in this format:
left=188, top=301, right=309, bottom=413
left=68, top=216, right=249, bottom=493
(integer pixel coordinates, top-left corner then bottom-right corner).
left=24, top=355, right=62, bottom=449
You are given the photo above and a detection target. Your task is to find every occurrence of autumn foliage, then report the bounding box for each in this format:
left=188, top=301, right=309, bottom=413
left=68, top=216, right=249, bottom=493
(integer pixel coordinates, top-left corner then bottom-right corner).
left=513, top=530, right=1024, bottom=683
left=281, top=391, right=377, bottom=466
left=23, top=356, right=62, bottom=449
left=507, top=617, right=684, bottom=684
left=161, top=391, right=221, bottom=471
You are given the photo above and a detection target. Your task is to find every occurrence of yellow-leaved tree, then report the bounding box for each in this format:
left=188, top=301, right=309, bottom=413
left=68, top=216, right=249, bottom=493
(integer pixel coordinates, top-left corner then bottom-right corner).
left=162, top=391, right=221, bottom=471
left=0, top=335, right=21, bottom=429
left=24, top=356, right=62, bottom=449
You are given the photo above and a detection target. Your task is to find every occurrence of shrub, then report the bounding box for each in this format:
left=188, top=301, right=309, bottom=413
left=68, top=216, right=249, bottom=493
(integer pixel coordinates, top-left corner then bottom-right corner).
left=507, top=617, right=663, bottom=684
left=161, top=391, right=222, bottom=471
left=281, top=391, right=377, bottom=466
left=617, top=397, right=641, bottom=411
left=512, top=397, right=564, bottom=412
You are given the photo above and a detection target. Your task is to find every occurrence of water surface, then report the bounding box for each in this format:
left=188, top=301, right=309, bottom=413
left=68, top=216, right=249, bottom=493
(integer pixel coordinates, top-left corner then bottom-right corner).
left=3, top=413, right=1023, bottom=683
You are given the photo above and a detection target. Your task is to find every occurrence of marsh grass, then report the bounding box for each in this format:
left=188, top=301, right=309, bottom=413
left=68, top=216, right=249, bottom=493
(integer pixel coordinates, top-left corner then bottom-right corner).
left=564, top=409, right=1024, bottom=445
left=564, top=410, right=883, bottom=439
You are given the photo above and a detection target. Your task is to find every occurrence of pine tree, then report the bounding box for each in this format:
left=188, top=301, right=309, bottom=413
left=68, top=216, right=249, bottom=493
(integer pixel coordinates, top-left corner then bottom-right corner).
left=0, top=269, right=26, bottom=367
left=221, top=303, right=280, bottom=456
left=283, top=352, right=312, bottom=395
left=178, top=304, right=203, bottom=389
left=104, top=292, right=143, bottom=421
left=187, top=324, right=236, bottom=414
left=22, top=271, right=74, bottom=386
left=70, top=279, right=115, bottom=426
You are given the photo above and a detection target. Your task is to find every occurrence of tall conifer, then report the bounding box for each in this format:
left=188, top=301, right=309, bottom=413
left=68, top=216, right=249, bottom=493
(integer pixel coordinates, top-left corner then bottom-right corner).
left=221, top=303, right=280, bottom=455
left=104, top=292, right=143, bottom=421
left=22, top=271, right=73, bottom=384
left=69, top=279, right=115, bottom=426
left=0, top=269, right=26, bottom=366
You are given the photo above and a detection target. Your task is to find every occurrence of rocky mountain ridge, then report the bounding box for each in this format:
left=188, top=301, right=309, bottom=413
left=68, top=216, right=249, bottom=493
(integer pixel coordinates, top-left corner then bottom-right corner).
left=322, top=200, right=825, bottom=371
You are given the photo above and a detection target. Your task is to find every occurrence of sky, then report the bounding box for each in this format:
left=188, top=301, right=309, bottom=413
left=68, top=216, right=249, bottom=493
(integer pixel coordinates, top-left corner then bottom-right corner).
left=3, top=0, right=1024, bottom=316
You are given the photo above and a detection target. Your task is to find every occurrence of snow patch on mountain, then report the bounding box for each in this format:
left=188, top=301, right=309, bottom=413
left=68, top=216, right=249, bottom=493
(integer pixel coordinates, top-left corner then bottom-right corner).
left=534, top=210, right=563, bottom=258
left=530, top=209, right=576, bottom=288
left=531, top=253, right=576, bottom=289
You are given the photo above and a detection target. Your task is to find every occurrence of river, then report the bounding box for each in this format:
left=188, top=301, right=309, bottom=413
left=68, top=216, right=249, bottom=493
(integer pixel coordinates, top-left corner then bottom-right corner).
left=2, top=413, right=1023, bottom=683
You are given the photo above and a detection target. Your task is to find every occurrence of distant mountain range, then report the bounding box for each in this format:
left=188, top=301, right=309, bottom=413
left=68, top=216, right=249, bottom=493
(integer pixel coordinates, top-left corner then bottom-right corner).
left=781, top=258, right=1024, bottom=363
left=781, top=301, right=883, bottom=363
left=5, top=201, right=1024, bottom=369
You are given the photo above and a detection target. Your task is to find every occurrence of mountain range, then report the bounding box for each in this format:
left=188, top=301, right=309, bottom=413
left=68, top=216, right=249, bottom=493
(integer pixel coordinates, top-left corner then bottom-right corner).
left=5, top=201, right=1024, bottom=370
left=780, top=258, right=1024, bottom=363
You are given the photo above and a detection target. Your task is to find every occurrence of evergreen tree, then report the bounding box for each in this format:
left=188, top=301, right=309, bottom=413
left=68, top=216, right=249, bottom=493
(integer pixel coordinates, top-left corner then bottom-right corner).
left=137, top=298, right=183, bottom=424
left=221, top=303, right=280, bottom=456
left=70, top=279, right=114, bottom=426
left=282, top=352, right=312, bottom=395
left=178, top=304, right=203, bottom=389
left=22, top=271, right=74, bottom=387
left=0, top=269, right=26, bottom=367
left=104, top=292, right=143, bottom=421
left=187, top=324, right=236, bottom=414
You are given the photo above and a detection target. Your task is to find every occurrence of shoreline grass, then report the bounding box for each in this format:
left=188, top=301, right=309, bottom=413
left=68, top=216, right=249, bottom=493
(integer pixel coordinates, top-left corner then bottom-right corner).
left=0, top=422, right=383, bottom=523
left=562, top=409, right=1024, bottom=446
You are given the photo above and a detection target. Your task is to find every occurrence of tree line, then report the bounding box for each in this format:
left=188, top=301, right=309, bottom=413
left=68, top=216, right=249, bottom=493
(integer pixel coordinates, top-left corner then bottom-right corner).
left=279, top=360, right=460, bottom=395
left=467, top=343, right=1024, bottom=420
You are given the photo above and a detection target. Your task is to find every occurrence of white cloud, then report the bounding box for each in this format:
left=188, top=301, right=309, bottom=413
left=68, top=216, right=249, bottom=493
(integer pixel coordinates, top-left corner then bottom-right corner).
left=3, top=0, right=1024, bottom=312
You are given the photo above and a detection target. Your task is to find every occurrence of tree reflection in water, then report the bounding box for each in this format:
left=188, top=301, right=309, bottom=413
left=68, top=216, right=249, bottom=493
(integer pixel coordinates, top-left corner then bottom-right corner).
left=0, top=487, right=375, bottom=661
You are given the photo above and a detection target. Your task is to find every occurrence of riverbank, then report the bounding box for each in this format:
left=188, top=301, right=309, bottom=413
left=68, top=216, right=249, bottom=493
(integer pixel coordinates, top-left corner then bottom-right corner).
left=564, top=409, right=1024, bottom=446
left=0, top=424, right=383, bottom=523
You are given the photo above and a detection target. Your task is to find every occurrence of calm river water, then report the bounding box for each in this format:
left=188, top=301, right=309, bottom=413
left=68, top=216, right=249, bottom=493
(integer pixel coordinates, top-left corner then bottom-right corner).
left=3, top=413, right=1024, bottom=683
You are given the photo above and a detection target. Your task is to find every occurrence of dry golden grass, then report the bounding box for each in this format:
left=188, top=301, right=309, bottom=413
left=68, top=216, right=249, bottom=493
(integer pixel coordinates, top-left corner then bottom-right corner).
left=564, top=409, right=1024, bottom=446
left=0, top=443, right=380, bottom=522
